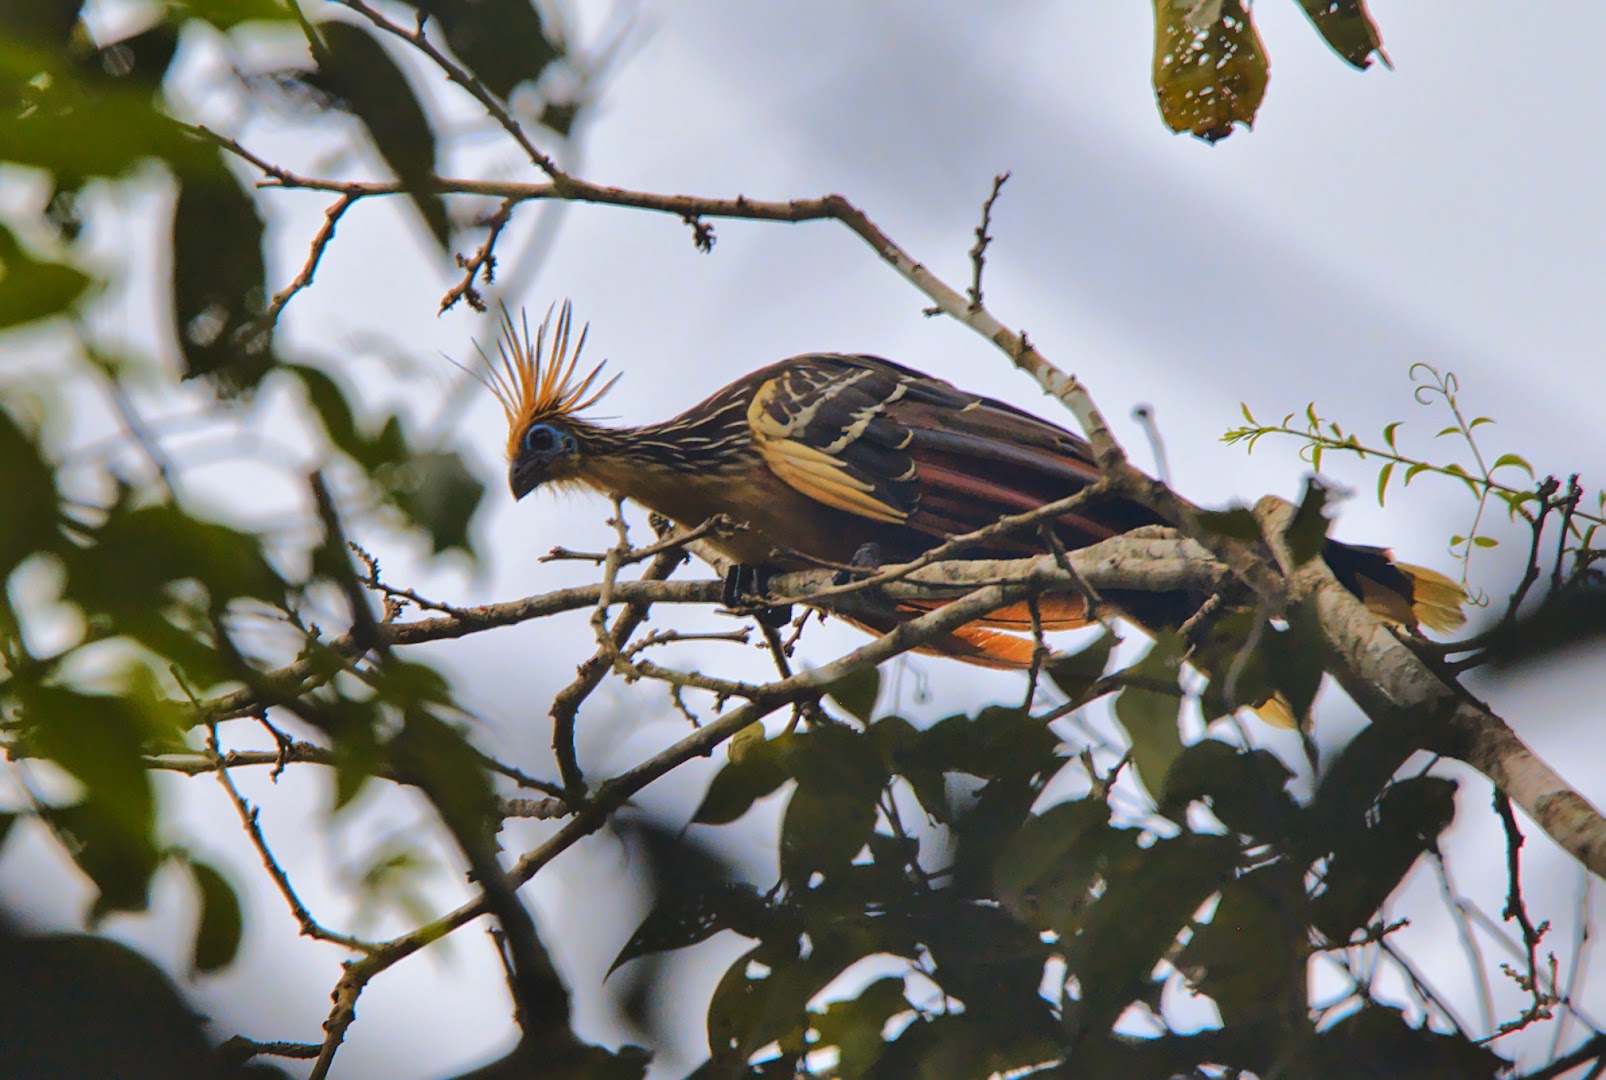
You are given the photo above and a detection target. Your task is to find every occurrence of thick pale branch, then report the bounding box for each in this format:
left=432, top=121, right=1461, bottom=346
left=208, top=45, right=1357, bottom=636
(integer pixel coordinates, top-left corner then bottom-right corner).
left=1255, top=497, right=1606, bottom=880
left=189, top=534, right=1224, bottom=727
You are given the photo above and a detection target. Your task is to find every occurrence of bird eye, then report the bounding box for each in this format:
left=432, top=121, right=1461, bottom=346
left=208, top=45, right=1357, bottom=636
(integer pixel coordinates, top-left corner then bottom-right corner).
left=522, top=423, right=569, bottom=455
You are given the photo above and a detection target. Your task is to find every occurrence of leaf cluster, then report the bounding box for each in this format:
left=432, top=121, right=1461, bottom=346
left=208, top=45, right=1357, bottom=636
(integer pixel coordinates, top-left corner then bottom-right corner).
left=613, top=651, right=1503, bottom=1078
left=1226, top=364, right=1606, bottom=589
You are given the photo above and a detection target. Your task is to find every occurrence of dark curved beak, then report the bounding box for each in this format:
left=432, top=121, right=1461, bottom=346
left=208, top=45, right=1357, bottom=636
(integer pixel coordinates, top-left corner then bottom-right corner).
left=509, top=462, right=540, bottom=501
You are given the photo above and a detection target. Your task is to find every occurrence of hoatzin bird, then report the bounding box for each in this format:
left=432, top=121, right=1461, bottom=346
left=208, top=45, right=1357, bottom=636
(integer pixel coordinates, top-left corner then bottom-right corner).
left=481, top=305, right=1464, bottom=721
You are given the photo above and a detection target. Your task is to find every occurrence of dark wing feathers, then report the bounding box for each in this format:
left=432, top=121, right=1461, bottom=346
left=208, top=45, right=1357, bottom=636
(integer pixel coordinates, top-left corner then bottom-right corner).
left=747, top=353, right=1150, bottom=552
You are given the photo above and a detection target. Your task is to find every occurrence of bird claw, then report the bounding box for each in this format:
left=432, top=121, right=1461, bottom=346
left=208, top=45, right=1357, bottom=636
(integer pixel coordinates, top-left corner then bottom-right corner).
left=722, top=564, right=793, bottom=628
left=833, top=542, right=884, bottom=586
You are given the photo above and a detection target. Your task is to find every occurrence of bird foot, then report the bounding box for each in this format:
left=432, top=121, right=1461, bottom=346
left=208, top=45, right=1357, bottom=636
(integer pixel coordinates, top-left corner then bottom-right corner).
left=722, top=564, right=793, bottom=629
left=832, top=542, right=884, bottom=586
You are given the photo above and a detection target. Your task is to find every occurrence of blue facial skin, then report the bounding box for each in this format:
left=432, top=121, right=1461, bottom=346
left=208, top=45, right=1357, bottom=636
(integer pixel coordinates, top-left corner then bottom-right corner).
left=510, top=422, right=579, bottom=499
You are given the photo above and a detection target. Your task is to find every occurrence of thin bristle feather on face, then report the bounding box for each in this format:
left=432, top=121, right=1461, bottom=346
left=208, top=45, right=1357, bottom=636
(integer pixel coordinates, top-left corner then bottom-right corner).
left=474, top=301, right=619, bottom=460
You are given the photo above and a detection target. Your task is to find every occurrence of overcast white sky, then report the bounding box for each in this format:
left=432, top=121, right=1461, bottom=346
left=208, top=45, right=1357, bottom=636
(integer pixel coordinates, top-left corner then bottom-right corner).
left=5, top=2, right=1605, bottom=1077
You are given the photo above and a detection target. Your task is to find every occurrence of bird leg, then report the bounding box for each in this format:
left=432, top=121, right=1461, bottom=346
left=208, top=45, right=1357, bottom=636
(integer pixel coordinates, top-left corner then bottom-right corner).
left=822, top=542, right=903, bottom=623
left=722, top=564, right=793, bottom=629
left=832, top=542, right=885, bottom=586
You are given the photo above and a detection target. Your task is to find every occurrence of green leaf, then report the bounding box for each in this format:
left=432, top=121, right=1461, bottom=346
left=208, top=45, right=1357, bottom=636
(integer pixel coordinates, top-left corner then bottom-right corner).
left=289, top=364, right=400, bottom=470
left=319, top=696, right=385, bottom=812
left=1068, top=831, right=1239, bottom=1034
left=379, top=449, right=487, bottom=559
left=1468, top=416, right=1494, bottom=430
left=1195, top=505, right=1261, bottom=542
left=1176, top=863, right=1305, bottom=1022
left=916, top=902, right=1055, bottom=1026
left=177, top=0, right=295, bottom=30
left=1160, top=740, right=1299, bottom=840
left=1312, top=776, right=1458, bottom=941
left=313, top=21, right=450, bottom=251
left=189, top=859, right=243, bottom=973
left=1150, top=0, right=1269, bottom=142
left=609, top=882, right=770, bottom=976
left=0, top=405, right=62, bottom=577
left=1111, top=634, right=1186, bottom=800
left=1472, top=535, right=1499, bottom=549
left=0, top=43, right=213, bottom=178
left=706, top=938, right=870, bottom=1065
left=0, top=224, right=91, bottom=329
left=870, top=715, right=951, bottom=824
left=993, top=798, right=1113, bottom=932
left=172, top=159, right=271, bottom=389
left=1303, top=1004, right=1509, bottom=1078
left=824, top=663, right=881, bottom=723
left=1375, top=461, right=1394, bottom=507
left=1442, top=463, right=1479, bottom=494
left=1293, top=0, right=1387, bottom=68
left=808, top=977, right=908, bottom=1080
left=1259, top=605, right=1326, bottom=723
left=388, top=709, right=496, bottom=841
left=780, top=783, right=878, bottom=888
left=0, top=1, right=85, bottom=46
left=65, top=501, right=286, bottom=623
left=780, top=726, right=886, bottom=886
left=1491, top=452, right=1534, bottom=477
left=16, top=687, right=156, bottom=844
left=1043, top=629, right=1117, bottom=701
left=43, top=798, right=161, bottom=917
left=1403, top=462, right=1430, bottom=486
left=1286, top=478, right=1332, bottom=566
left=1382, top=421, right=1402, bottom=450
left=424, top=0, right=563, bottom=100
left=693, top=736, right=792, bottom=825
left=0, top=810, right=20, bottom=856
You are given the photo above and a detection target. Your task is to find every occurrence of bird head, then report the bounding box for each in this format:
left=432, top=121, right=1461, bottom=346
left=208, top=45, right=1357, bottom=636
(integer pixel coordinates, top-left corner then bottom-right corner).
left=475, top=302, right=619, bottom=501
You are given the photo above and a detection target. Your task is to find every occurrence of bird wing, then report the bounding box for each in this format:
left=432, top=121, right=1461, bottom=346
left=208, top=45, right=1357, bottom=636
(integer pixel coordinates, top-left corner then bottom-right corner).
left=745, top=354, right=1150, bottom=552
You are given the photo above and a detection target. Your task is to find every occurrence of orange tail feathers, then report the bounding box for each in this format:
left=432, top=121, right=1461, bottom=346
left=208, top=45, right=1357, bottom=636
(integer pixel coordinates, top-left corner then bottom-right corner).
left=838, top=595, right=1091, bottom=670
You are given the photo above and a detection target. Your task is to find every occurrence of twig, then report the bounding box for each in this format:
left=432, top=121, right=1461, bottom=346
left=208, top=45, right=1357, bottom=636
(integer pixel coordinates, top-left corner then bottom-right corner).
left=440, top=196, right=516, bottom=313
left=145, top=740, right=565, bottom=799
left=265, top=192, right=358, bottom=327
left=1020, top=595, right=1047, bottom=713
left=1495, top=788, right=1555, bottom=1022
left=967, top=171, right=1010, bottom=311
left=620, top=627, right=750, bottom=659
left=203, top=724, right=380, bottom=954
left=351, top=541, right=472, bottom=617
left=217, top=1036, right=323, bottom=1064
left=549, top=536, right=687, bottom=800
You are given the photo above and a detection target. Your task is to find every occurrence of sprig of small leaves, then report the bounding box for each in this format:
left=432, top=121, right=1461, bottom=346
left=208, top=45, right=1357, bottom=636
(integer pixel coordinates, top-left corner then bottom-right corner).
left=1225, top=364, right=1605, bottom=584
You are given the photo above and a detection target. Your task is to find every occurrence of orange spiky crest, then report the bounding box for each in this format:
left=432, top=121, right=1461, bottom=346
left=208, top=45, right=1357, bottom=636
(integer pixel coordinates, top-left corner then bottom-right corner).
left=477, top=301, right=619, bottom=461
